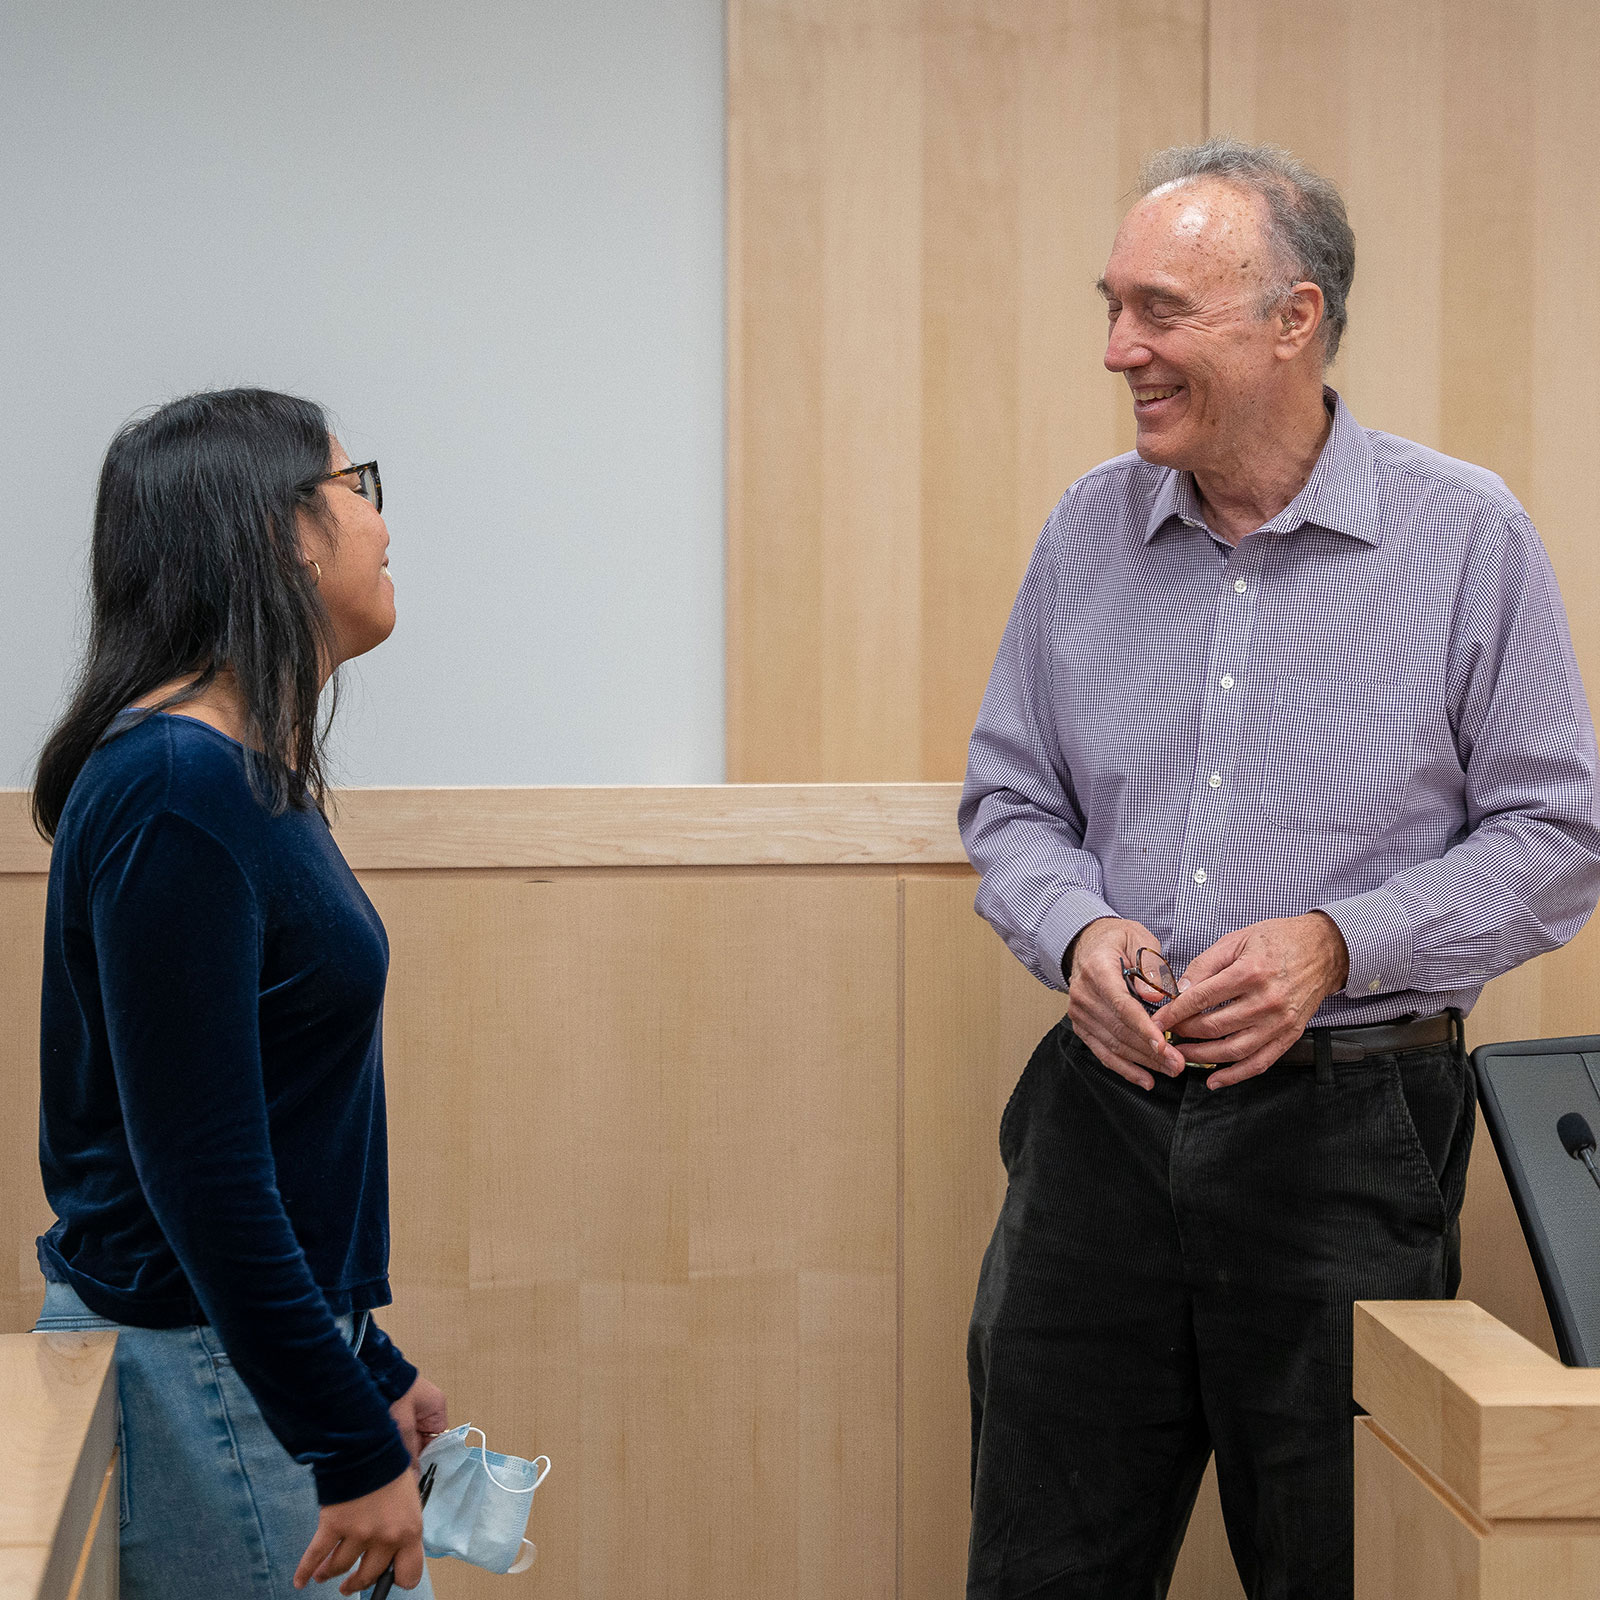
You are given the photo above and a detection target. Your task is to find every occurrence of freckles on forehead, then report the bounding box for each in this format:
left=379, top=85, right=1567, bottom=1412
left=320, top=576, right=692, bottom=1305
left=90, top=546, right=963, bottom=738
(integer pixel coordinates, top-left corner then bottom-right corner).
left=1111, top=179, right=1266, bottom=293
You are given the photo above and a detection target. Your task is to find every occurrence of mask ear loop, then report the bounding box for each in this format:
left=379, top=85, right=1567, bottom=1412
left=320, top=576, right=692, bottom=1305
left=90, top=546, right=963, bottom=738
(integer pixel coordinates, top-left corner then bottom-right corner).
left=463, top=1427, right=551, bottom=1494
left=459, top=1429, right=551, bottom=1576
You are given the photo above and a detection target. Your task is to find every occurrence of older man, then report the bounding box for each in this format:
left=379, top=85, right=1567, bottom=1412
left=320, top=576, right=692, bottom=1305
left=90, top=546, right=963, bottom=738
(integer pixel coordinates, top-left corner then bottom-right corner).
left=959, top=138, right=1600, bottom=1599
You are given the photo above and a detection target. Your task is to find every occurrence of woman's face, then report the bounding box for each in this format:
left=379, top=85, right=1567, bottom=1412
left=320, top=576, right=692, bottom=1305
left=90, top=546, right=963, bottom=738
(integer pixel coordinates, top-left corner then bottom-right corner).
left=301, top=437, right=395, bottom=668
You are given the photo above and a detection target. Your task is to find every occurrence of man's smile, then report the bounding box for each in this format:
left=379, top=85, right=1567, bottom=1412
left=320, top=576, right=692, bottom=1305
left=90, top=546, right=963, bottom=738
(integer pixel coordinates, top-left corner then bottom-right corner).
left=1131, top=383, right=1187, bottom=415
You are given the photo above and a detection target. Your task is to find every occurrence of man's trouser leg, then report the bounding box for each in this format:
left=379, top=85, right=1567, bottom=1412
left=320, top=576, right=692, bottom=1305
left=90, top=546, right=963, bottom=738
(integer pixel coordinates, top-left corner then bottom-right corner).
left=1180, top=1031, right=1474, bottom=1599
left=967, top=1019, right=1474, bottom=1600
left=967, top=1020, right=1211, bottom=1599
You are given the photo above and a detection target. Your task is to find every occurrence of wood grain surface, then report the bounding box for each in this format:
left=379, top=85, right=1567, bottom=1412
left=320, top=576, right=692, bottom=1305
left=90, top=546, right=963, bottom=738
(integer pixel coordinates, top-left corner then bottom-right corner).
left=727, top=0, right=1206, bottom=782
left=0, top=1331, right=118, bottom=1600
left=0, top=784, right=966, bottom=875
left=1353, top=1310, right=1600, bottom=1599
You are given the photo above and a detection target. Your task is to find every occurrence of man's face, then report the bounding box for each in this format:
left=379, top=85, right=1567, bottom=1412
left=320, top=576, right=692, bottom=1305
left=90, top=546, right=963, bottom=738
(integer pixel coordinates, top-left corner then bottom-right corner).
left=1099, top=178, right=1291, bottom=473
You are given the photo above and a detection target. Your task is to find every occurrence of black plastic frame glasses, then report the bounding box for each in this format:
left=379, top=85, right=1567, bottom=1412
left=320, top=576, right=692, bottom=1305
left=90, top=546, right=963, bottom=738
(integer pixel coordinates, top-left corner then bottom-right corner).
left=324, top=460, right=382, bottom=513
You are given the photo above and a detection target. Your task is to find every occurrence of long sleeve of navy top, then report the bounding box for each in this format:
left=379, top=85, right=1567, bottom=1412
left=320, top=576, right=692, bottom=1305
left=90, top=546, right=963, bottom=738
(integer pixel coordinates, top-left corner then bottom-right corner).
left=37, top=712, right=416, bottom=1504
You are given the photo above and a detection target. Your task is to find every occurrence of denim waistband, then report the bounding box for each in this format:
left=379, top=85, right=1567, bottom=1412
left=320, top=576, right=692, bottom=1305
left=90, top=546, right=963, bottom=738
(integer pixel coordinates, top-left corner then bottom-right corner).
left=34, top=1278, right=365, bottom=1351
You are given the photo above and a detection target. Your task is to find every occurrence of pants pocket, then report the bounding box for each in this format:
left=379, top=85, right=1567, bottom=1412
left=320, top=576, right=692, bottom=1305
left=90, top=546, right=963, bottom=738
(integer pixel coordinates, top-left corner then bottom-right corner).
left=1388, top=1045, right=1472, bottom=1222
left=998, top=1019, right=1066, bottom=1171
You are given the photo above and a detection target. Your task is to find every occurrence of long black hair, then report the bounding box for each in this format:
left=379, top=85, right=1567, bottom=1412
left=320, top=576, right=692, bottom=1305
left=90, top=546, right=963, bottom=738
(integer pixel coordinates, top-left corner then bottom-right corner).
left=33, top=387, right=340, bottom=839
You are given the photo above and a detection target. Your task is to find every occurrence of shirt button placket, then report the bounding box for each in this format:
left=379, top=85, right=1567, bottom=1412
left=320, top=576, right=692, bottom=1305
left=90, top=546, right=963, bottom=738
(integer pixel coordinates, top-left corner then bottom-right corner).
left=1181, top=552, right=1263, bottom=925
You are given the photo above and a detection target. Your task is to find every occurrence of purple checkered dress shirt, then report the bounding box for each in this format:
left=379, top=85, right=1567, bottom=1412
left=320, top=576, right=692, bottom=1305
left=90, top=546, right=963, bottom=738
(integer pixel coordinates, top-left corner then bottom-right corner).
left=960, top=390, right=1600, bottom=1026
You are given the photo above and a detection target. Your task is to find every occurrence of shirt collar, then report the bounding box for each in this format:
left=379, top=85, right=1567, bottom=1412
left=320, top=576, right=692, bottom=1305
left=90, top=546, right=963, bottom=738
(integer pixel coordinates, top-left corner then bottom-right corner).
left=1142, top=387, right=1382, bottom=547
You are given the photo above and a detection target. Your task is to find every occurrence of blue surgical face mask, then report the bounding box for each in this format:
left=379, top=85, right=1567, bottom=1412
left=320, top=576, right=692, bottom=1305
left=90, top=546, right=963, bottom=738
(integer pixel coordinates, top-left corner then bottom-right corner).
left=418, top=1425, right=551, bottom=1575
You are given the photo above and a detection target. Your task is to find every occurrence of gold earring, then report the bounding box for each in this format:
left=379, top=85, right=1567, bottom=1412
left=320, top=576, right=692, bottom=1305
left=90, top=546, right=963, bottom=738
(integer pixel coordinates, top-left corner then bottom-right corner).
left=308, top=560, right=321, bottom=584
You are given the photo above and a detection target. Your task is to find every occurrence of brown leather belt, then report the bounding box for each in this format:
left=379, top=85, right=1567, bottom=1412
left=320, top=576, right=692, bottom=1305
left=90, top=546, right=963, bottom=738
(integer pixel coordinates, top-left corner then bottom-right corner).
left=1274, top=1011, right=1457, bottom=1067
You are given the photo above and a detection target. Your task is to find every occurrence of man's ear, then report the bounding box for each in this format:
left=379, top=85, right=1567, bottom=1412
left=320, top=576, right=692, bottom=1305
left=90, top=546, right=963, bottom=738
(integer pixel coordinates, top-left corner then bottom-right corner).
left=1275, top=281, right=1325, bottom=359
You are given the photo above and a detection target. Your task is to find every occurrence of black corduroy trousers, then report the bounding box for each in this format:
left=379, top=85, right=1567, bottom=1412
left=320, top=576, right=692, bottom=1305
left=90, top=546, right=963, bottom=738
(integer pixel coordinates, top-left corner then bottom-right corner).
left=967, top=1017, right=1474, bottom=1600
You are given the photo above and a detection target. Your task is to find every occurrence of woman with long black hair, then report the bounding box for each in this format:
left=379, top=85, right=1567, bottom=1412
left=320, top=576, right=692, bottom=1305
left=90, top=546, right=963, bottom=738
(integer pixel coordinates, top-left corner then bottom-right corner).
left=32, top=388, right=441, bottom=1598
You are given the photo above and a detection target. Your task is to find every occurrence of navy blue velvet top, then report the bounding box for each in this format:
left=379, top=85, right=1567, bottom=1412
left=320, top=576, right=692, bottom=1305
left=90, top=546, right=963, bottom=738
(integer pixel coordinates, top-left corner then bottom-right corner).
left=38, top=711, right=415, bottom=1504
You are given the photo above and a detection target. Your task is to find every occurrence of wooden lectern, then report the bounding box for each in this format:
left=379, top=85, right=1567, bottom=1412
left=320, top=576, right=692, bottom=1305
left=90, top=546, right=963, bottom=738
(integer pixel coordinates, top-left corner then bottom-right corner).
left=1354, top=1300, right=1600, bottom=1596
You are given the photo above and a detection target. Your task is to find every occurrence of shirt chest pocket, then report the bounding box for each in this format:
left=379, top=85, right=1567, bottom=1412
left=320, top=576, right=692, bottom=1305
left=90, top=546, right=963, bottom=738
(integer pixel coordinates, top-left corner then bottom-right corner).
left=1257, top=680, right=1417, bottom=837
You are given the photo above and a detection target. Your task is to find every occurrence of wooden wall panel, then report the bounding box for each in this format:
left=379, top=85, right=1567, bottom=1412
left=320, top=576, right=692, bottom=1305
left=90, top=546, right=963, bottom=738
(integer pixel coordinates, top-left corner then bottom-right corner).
left=369, top=869, right=902, bottom=1600
left=728, top=0, right=1207, bottom=781
left=0, top=877, right=52, bottom=1339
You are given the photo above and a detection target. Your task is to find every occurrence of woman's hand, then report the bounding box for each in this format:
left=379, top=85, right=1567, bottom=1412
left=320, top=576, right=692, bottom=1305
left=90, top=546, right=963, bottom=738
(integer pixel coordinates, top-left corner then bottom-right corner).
left=292, top=1470, right=423, bottom=1595
left=390, top=1373, right=449, bottom=1464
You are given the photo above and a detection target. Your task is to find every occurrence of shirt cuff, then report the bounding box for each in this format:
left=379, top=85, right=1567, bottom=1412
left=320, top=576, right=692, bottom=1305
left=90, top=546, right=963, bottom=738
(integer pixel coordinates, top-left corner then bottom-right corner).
left=1316, top=887, right=1416, bottom=999
left=1037, top=887, right=1120, bottom=991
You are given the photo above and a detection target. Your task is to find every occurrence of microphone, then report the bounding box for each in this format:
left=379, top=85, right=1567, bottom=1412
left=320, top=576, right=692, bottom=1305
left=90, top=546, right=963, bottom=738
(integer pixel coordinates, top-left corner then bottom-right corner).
left=1558, top=1112, right=1600, bottom=1192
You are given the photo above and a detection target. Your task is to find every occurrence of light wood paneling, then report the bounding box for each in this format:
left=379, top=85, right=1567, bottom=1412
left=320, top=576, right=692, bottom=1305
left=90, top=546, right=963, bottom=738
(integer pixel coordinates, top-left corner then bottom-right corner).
left=0, top=784, right=967, bottom=875
left=728, top=0, right=1207, bottom=781
left=371, top=868, right=901, bottom=1600
left=0, top=1331, right=118, bottom=1600
left=1, top=876, right=52, bottom=1338
left=63, top=1454, right=118, bottom=1600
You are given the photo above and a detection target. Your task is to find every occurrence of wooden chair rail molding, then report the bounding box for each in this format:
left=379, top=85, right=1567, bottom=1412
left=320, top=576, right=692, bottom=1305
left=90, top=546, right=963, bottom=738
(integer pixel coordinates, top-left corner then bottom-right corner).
left=0, top=1331, right=119, bottom=1600
left=0, top=784, right=967, bottom=873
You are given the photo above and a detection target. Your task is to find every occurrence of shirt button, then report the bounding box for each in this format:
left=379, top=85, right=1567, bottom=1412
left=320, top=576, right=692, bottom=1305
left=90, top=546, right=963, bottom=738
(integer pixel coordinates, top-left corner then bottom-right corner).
left=1193, top=869, right=1207, bottom=885
left=1367, top=977, right=1382, bottom=992
left=1219, top=674, right=1235, bottom=690
left=1209, top=773, right=1222, bottom=788
left=1234, top=578, right=1248, bottom=593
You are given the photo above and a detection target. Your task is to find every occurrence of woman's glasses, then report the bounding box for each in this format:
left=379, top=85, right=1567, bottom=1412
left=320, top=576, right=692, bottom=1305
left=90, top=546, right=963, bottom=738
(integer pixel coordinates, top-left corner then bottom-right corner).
left=324, top=460, right=382, bottom=513
left=1122, top=947, right=1179, bottom=1014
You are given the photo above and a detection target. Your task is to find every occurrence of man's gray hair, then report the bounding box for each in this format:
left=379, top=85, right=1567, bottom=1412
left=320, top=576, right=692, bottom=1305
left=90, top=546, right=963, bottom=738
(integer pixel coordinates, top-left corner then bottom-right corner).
left=1138, top=137, right=1356, bottom=363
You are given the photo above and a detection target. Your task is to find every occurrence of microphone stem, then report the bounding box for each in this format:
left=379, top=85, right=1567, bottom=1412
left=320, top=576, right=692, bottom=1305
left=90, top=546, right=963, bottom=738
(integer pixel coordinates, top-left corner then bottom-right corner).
left=1583, top=1149, right=1600, bottom=1194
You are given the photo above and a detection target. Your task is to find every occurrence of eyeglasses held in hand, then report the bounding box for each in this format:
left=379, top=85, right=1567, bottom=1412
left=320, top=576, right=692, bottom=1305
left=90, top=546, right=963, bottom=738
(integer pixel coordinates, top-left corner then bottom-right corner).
left=324, top=460, right=382, bottom=513
left=1122, top=948, right=1179, bottom=1014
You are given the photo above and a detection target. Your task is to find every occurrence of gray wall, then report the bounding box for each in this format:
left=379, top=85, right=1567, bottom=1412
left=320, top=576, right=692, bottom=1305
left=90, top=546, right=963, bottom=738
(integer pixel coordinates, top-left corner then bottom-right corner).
left=1, top=1, right=725, bottom=787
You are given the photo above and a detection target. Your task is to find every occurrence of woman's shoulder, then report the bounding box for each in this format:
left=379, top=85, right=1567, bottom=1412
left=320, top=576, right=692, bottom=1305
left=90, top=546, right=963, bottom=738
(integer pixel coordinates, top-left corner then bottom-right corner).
left=56, top=713, right=268, bottom=870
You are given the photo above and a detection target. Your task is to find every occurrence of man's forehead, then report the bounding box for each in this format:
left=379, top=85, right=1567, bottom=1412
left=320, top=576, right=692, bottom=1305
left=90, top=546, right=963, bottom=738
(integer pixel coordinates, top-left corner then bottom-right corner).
left=1104, top=178, right=1269, bottom=289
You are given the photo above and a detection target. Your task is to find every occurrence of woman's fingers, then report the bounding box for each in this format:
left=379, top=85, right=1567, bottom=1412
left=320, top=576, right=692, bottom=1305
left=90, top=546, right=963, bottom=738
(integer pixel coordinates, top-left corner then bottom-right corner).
left=313, top=1540, right=358, bottom=1582
left=337, top=1545, right=395, bottom=1597
left=293, top=1530, right=341, bottom=1590
left=296, top=1472, right=423, bottom=1593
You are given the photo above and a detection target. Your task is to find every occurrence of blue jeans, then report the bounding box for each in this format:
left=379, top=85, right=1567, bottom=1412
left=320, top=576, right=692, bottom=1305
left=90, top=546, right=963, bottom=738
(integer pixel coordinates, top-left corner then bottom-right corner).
left=34, top=1280, right=432, bottom=1600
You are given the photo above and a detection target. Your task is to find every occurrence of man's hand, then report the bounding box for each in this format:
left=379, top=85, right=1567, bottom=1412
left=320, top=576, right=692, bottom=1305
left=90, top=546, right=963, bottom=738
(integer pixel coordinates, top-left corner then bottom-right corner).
left=390, top=1373, right=449, bottom=1465
left=1065, top=917, right=1187, bottom=1090
left=293, top=1470, right=423, bottom=1595
left=1151, top=912, right=1349, bottom=1090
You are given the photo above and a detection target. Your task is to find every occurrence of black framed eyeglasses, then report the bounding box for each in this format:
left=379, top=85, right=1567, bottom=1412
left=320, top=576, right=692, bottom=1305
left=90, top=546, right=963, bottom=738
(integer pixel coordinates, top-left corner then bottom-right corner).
left=1122, top=947, right=1179, bottom=1014
left=324, top=460, right=382, bottom=513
